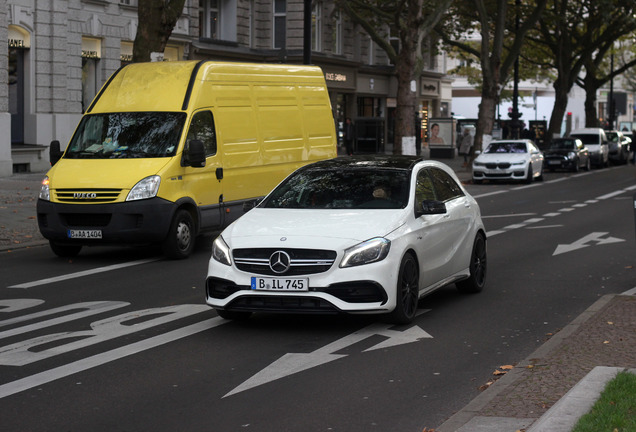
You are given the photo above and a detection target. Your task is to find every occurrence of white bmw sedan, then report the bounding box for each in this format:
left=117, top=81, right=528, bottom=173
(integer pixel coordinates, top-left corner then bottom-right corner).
left=472, top=139, right=544, bottom=183
left=206, top=156, right=487, bottom=325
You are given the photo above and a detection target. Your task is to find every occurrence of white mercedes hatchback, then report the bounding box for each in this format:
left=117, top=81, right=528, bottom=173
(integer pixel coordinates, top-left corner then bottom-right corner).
left=206, top=156, right=487, bottom=324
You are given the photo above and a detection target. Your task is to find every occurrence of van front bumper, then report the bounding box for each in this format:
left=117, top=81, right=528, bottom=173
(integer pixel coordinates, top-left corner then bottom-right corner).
left=36, top=198, right=176, bottom=246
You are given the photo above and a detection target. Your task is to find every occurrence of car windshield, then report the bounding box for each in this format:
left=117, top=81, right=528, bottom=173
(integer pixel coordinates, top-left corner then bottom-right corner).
left=550, top=140, right=576, bottom=150
left=64, top=112, right=186, bottom=159
left=605, top=133, right=619, bottom=142
left=485, top=142, right=527, bottom=153
left=262, top=168, right=411, bottom=209
left=571, top=134, right=598, bottom=145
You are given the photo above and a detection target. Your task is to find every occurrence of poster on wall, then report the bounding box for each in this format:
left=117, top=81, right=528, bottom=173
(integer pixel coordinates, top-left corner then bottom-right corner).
left=428, top=118, right=456, bottom=158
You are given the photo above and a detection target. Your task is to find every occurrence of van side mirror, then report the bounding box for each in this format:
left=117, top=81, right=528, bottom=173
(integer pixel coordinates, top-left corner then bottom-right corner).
left=49, top=140, right=63, bottom=166
left=183, top=139, right=206, bottom=168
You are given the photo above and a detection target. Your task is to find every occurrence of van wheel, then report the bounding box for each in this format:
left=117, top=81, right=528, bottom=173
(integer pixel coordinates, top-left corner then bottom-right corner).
left=163, top=209, right=195, bottom=259
left=50, top=241, right=82, bottom=258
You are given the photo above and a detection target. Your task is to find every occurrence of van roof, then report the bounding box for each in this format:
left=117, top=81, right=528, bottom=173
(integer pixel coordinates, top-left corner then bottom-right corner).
left=88, top=61, right=326, bottom=114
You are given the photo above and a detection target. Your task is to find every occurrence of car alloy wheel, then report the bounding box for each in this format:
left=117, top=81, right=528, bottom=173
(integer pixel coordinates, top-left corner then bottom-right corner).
left=388, top=253, right=419, bottom=325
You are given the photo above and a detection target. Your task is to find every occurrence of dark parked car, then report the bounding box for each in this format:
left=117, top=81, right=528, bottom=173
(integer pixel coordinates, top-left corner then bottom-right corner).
left=543, top=138, right=590, bottom=172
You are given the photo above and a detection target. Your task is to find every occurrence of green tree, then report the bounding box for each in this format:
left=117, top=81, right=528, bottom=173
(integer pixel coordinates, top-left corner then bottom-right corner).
left=438, top=0, right=547, bottom=154
left=133, top=0, right=186, bottom=63
left=335, top=0, right=452, bottom=154
left=525, top=0, right=636, bottom=140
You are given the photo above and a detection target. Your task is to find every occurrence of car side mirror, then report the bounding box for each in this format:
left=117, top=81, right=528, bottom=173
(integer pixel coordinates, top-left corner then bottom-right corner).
left=418, top=200, right=447, bottom=216
left=49, top=140, right=63, bottom=166
left=183, top=139, right=206, bottom=168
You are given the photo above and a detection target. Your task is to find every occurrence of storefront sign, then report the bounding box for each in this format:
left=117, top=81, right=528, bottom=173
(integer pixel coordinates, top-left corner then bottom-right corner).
left=81, top=37, right=102, bottom=59
left=420, top=78, right=440, bottom=97
left=326, top=72, right=348, bottom=83
left=323, top=67, right=356, bottom=90
left=8, top=25, right=31, bottom=49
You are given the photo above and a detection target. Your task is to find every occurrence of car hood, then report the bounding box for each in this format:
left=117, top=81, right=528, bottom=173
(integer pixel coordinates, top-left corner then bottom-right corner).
left=223, top=208, right=408, bottom=250
left=544, top=149, right=572, bottom=156
left=475, top=153, right=528, bottom=163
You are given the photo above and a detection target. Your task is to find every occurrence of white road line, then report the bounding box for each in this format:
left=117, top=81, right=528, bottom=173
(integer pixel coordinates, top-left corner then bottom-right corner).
left=8, top=258, right=161, bottom=289
left=473, top=190, right=509, bottom=199
left=0, top=316, right=225, bottom=399
left=622, top=287, right=636, bottom=296
left=481, top=213, right=537, bottom=219
left=596, top=190, right=627, bottom=200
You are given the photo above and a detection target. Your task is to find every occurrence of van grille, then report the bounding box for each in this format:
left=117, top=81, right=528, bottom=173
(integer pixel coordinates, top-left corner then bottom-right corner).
left=54, top=188, right=123, bottom=203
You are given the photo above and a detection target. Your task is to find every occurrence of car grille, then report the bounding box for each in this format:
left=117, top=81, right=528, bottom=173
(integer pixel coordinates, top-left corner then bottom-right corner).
left=233, top=248, right=337, bottom=276
left=54, top=188, right=123, bottom=203
left=485, top=163, right=511, bottom=169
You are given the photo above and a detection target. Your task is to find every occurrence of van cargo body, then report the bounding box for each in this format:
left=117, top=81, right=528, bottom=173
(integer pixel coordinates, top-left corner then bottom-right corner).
left=37, top=61, right=337, bottom=258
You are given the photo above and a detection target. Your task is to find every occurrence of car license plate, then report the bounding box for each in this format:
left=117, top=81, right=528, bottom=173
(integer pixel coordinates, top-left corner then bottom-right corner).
left=548, top=160, right=561, bottom=165
left=251, top=277, right=308, bottom=291
left=68, top=229, right=102, bottom=239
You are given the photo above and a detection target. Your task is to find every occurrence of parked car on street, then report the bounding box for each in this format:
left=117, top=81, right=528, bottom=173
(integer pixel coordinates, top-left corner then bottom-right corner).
left=472, top=139, right=544, bottom=184
left=569, top=128, right=609, bottom=168
left=206, top=156, right=487, bottom=325
left=605, top=130, right=631, bottom=164
left=543, top=137, right=590, bottom=172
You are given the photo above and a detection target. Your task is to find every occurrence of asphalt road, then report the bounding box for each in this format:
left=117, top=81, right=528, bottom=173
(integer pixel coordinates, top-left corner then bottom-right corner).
left=1, top=164, right=635, bottom=431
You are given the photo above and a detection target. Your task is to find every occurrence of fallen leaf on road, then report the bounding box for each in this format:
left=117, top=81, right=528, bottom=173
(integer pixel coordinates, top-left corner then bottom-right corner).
left=607, top=321, right=614, bottom=325
left=604, top=340, right=610, bottom=344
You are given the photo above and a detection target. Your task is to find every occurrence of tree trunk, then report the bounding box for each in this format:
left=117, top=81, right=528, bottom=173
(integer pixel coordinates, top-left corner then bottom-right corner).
left=547, top=77, right=570, bottom=139
left=583, top=80, right=599, bottom=128
left=394, top=55, right=417, bottom=155
left=133, top=0, right=186, bottom=63
left=474, top=83, right=498, bottom=156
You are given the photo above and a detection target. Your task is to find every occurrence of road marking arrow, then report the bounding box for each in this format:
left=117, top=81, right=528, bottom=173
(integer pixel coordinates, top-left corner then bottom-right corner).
left=224, top=314, right=433, bottom=398
left=553, top=232, right=625, bottom=256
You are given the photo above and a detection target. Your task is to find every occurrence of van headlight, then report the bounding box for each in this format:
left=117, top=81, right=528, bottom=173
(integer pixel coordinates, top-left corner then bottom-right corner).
left=126, top=175, right=161, bottom=201
left=340, top=237, right=391, bottom=268
left=212, top=236, right=232, bottom=266
left=39, top=176, right=50, bottom=201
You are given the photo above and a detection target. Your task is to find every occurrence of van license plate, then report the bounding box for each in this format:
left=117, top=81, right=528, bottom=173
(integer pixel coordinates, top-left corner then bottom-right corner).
left=68, top=229, right=102, bottom=239
left=251, top=277, right=308, bottom=291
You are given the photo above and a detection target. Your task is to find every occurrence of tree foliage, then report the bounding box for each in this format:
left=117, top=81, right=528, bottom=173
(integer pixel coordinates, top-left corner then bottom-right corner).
left=335, top=0, right=452, bottom=154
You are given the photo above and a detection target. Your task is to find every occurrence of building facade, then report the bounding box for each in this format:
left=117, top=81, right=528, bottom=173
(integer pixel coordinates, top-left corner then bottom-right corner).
left=1, top=0, right=452, bottom=176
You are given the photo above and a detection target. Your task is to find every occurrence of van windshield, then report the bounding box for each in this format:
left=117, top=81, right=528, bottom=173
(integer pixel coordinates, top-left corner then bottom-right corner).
left=64, top=112, right=186, bottom=159
left=570, top=134, right=598, bottom=145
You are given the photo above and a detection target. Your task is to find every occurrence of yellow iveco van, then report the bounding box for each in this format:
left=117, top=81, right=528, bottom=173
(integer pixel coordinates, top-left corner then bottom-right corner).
left=37, top=61, right=337, bottom=258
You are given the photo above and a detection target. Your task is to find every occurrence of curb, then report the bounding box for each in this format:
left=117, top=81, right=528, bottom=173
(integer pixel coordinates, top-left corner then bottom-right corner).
left=437, top=294, right=618, bottom=432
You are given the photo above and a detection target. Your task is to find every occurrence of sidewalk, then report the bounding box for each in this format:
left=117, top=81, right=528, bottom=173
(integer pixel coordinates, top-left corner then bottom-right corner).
left=1, top=158, right=635, bottom=432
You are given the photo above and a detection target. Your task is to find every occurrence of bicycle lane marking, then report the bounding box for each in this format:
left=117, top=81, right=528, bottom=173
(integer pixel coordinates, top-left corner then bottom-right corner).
left=0, top=315, right=226, bottom=399
left=7, top=258, right=161, bottom=289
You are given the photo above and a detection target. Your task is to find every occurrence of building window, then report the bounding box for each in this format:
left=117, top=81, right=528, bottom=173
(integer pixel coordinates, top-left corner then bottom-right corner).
left=332, top=9, right=342, bottom=55
left=273, top=0, right=286, bottom=49
left=312, top=2, right=321, bottom=52
left=200, top=0, right=219, bottom=39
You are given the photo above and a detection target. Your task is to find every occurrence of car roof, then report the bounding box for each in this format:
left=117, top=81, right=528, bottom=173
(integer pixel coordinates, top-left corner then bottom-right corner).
left=302, top=155, right=426, bottom=172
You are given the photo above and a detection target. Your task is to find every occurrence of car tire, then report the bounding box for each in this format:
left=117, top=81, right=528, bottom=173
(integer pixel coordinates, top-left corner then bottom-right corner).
left=572, top=158, right=580, bottom=172
left=216, top=309, right=252, bottom=320
left=537, top=166, right=544, bottom=181
left=162, top=209, right=196, bottom=259
left=388, top=253, right=419, bottom=325
left=49, top=241, right=82, bottom=258
left=525, top=164, right=533, bottom=183
left=584, top=158, right=591, bottom=171
left=456, top=233, right=487, bottom=294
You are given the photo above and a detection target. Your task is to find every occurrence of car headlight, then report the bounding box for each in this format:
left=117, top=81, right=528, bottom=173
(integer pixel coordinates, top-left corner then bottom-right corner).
left=511, top=160, right=526, bottom=166
left=567, top=152, right=576, bottom=160
left=39, top=176, right=50, bottom=201
left=340, top=237, right=391, bottom=268
left=126, top=175, right=161, bottom=201
left=473, top=161, right=485, bottom=167
left=212, top=236, right=232, bottom=266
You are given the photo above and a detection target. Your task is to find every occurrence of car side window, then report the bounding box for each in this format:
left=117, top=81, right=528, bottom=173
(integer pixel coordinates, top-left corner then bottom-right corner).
left=186, top=110, right=217, bottom=157
left=429, top=167, right=464, bottom=202
left=415, top=169, right=436, bottom=211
